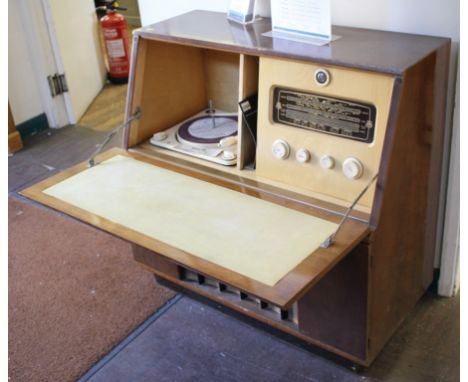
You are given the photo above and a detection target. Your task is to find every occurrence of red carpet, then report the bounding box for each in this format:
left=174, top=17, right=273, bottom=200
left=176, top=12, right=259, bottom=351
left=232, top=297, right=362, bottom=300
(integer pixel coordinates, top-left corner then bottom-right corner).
left=8, top=197, right=175, bottom=382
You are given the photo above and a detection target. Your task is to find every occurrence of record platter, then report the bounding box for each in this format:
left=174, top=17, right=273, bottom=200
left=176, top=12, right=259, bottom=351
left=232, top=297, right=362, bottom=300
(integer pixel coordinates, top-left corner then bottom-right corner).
left=150, top=106, right=238, bottom=165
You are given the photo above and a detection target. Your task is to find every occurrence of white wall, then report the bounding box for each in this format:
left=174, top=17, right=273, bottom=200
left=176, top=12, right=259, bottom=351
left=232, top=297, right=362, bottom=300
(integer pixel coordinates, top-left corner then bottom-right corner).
left=438, top=60, right=460, bottom=296
left=138, top=0, right=229, bottom=26
left=8, top=0, right=45, bottom=124
left=137, top=0, right=271, bottom=26
left=330, top=0, right=459, bottom=123
left=332, top=0, right=458, bottom=37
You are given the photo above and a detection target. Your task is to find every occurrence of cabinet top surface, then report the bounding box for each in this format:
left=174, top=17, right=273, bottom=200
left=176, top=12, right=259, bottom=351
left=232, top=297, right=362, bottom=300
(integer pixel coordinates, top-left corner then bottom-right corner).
left=135, top=10, right=449, bottom=75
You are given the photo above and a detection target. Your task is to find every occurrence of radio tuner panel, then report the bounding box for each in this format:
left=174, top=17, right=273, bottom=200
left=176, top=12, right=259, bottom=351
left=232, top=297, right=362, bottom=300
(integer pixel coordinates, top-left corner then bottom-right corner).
left=273, top=88, right=377, bottom=143
left=256, top=57, right=396, bottom=211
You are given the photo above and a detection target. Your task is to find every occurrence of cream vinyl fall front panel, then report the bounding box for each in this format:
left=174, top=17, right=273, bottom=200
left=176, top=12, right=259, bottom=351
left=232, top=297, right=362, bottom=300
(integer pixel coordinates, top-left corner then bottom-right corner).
left=43, top=155, right=338, bottom=287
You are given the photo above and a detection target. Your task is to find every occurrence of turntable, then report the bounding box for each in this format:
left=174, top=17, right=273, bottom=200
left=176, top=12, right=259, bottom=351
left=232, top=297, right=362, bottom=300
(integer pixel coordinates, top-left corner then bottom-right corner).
left=150, top=101, right=238, bottom=165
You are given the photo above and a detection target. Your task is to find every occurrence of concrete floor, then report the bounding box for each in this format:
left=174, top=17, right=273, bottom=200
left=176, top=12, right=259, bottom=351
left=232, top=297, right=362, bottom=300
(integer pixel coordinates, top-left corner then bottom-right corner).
left=8, top=124, right=459, bottom=382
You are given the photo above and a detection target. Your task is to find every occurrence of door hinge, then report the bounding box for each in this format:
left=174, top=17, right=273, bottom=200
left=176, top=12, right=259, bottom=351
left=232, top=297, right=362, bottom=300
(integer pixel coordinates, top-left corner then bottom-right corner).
left=47, top=73, right=68, bottom=97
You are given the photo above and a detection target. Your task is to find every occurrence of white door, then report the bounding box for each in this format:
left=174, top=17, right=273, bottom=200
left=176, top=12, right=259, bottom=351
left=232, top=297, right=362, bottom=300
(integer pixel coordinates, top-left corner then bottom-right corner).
left=45, top=0, right=106, bottom=123
left=18, top=0, right=106, bottom=127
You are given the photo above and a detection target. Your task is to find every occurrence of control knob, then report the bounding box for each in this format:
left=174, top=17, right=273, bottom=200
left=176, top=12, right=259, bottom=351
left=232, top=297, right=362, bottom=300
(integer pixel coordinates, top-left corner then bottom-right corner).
left=295, top=149, right=311, bottom=163
left=320, top=155, right=335, bottom=169
left=272, top=139, right=290, bottom=160
left=342, top=157, right=364, bottom=179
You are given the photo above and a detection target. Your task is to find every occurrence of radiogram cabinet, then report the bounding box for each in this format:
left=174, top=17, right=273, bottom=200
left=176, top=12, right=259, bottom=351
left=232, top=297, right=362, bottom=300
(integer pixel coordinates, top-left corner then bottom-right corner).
left=22, top=11, right=451, bottom=365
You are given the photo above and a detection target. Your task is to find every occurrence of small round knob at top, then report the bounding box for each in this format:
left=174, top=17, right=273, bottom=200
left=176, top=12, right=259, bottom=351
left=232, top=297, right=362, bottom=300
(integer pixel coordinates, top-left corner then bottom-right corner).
left=342, top=157, right=364, bottom=179
left=272, top=139, right=291, bottom=160
left=314, top=68, right=331, bottom=87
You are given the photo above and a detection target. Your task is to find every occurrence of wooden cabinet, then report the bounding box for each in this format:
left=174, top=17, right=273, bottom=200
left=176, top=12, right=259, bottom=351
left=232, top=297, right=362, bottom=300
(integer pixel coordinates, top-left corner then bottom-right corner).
left=22, top=11, right=450, bottom=366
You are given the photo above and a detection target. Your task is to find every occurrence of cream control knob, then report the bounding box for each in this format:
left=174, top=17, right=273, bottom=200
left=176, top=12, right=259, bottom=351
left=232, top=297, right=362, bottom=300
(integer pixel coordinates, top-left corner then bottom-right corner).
left=320, top=155, right=335, bottom=169
left=272, top=139, right=290, bottom=160
left=295, top=148, right=311, bottom=163
left=343, top=157, right=364, bottom=179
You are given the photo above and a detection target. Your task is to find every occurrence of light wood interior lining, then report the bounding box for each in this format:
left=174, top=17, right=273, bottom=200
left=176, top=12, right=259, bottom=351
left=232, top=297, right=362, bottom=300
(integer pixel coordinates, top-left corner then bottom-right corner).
left=128, top=40, right=207, bottom=146
left=256, top=57, right=395, bottom=211
left=203, top=49, right=239, bottom=112
left=128, top=40, right=241, bottom=147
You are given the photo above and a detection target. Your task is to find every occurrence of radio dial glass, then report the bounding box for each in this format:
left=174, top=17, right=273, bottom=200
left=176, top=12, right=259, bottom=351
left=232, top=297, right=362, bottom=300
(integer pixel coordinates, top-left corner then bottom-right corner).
left=273, top=87, right=377, bottom=143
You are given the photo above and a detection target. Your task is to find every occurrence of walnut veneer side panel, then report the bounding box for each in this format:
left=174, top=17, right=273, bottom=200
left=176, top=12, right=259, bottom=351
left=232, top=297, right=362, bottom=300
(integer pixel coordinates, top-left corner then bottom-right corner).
left=367, top=46, right=450, bottom=362
left=298, top=243, right=369, bottom=361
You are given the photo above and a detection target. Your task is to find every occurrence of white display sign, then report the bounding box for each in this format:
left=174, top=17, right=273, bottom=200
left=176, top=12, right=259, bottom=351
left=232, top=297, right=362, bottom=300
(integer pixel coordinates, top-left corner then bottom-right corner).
left=270, top=0, right=332, bottom=43
left=227, top=0, right=257, bottom=24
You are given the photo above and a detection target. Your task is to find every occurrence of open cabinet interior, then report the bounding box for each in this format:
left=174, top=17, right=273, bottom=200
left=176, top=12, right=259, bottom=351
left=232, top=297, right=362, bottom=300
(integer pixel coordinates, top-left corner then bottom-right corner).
left=127, top=39, right=259, bottom=171
left=125, top=36, right=396, bottom=214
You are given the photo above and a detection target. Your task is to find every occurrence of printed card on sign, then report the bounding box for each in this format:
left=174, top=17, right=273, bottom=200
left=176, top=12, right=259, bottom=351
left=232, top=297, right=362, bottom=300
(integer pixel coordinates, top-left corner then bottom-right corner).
left=267, top=0, right=333, bottom=45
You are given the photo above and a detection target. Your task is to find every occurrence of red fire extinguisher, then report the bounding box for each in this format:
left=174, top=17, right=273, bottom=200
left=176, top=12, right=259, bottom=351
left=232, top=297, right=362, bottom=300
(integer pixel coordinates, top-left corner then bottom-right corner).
left=99, top=1, right=130, bottom=84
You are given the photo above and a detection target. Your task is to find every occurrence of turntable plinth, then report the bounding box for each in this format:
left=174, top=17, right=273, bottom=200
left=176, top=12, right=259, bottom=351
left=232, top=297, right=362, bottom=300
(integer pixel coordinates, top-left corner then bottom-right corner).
left=21, top=10, right=451, bottom=366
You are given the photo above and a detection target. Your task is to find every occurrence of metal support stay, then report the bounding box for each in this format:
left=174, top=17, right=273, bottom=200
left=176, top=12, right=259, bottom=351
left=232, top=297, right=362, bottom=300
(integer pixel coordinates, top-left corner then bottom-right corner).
left=88, top=107, right=142, bottom=167
left=321, top=174, right=379, bottom=248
